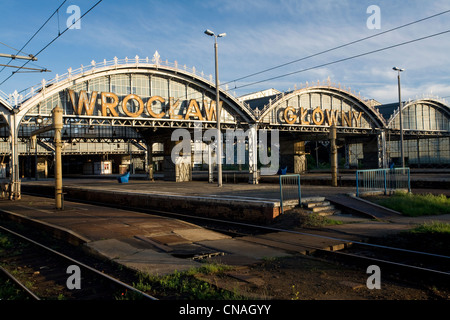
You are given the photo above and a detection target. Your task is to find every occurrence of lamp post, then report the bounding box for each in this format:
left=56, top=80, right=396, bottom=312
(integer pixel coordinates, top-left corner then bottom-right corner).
left=205, top=29, right=226, bottom=187
left=393, top=67, right=405, bottom=168
left=35, top=115, right=43, bottom=180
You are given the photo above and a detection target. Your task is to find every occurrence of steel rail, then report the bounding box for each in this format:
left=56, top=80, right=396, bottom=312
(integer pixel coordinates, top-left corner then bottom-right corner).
left=144, top=206, right=450, bottom=261
left=0, top=224, right=158, bottom=300
left=0, top=265, right=41, bottom=300
left=19, top=191, right=450, bottom=277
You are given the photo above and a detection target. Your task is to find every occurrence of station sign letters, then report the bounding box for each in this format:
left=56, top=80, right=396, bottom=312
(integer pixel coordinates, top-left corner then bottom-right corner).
left=283, top=106, right=364, bottom=127
left=67, top=89, right=222, bottom=121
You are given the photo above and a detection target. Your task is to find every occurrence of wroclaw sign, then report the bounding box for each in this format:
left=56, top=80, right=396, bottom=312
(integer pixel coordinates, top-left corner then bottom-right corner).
left=282, top=106, right=364, bottom=127
left=67, top=89, right=222, bottom=121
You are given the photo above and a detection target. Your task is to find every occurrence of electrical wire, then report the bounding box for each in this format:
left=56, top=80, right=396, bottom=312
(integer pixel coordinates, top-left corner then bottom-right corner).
left=232, top=28, right=450, bottom=90
left=0, top=41, right=33, bottom=57
left=223, top=9, right=450, bottom=87
left=0, top=0, right=103, bottom=87
left=0, top=0, right=68, bottom=75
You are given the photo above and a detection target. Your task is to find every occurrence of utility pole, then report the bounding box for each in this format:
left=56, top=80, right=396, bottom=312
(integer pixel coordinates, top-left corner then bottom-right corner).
left=30, top=106, right=64, bottom=209
left=330, top=125, right=338, bottom=187
left=53, top=107, right=63, bottom=210
left=393, top=67, right=405, bottom=168
left=205, top=29, right=226, bottom=187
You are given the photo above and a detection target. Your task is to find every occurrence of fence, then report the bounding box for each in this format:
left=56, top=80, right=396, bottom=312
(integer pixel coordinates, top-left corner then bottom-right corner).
left=279, top=174, right=301, bottom=214
left=356, top=168, right=411, bottom=197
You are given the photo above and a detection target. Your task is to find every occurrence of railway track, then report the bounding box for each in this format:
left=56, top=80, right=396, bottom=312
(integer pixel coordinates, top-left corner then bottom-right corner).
left=10, top=191, right=450, bottom=296
left=90, top=195, right=450, bottom=289
left=0, top=223, right=157, bottom=300
left=200, top=216, right=450, bottom=286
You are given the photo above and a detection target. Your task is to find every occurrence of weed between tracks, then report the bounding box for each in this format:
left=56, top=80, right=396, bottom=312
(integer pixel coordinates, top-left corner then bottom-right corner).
left=395, top=221, right=450, bottom=256
left=366, top=191, right=450, bottom=217
left=129, top=263, right=244, bottom=300
left=272, top=207, right=343, bottom=229
left=408, top=221, right=450, bottom=235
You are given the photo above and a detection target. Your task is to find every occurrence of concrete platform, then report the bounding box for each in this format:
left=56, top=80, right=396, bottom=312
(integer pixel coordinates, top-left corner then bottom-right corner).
left=2, top=178, right=450, bottom=278
left=20, top=177, right=450, bottom=223
left=0, top=194, right=289, bottom=276
left=22, top=180, right=287, bottom=224
left=0, top=192, right=358, bottom=276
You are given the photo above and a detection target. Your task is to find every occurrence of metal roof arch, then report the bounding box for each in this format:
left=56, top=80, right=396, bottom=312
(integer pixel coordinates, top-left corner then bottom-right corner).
left=386, top=97, right=450, bottom=128
left=256, top=85, right=387, bottom=129
left=15, top=59, right=257, bottom=125
left=0, top=95, right=13, bottom=129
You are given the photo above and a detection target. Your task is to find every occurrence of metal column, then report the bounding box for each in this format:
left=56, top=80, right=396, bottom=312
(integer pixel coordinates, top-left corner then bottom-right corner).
left=248, top=124, right=258, bottom=184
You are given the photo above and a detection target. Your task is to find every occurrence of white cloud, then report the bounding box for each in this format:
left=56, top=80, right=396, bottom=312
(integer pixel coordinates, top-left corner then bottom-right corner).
left=2, top=0, right=450, bottom=104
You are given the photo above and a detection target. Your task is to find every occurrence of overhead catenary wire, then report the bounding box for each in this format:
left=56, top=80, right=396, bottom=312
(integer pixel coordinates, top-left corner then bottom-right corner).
left=232, top=28, right=450, bottom=90
left=0, top=41, right=33, bottom=58
left=0, top=0, right=103, bottom=87
left=0, top=0, right=68, bottom=75
left=223, top=9, right=450, bottom=87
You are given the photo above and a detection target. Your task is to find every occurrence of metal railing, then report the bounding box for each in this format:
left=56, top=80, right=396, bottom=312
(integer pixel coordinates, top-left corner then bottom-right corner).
left=4, top=55, right=253, bottom=114
left=279, top=174, right=301, bottom=214
left=356, top=167, right=411, bottom=197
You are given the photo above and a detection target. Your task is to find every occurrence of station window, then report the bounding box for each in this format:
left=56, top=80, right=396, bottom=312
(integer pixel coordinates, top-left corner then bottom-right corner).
left=89, top=76, right=109, bottom=92
left=151, top=77, right=168, bottom=98
left=132, top=74, right=150, bottom=97
left=111, top=74, right=131, bottom=96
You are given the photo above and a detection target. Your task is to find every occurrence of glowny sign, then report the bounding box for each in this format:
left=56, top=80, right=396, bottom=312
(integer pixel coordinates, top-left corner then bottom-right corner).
left=67, top=89, right=222, bottom=121
left=282, top=106, right=364, bottom=127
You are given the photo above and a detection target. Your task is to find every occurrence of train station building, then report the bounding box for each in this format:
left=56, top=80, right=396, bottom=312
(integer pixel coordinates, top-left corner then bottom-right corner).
left=0, top=53, right=449, bottom=199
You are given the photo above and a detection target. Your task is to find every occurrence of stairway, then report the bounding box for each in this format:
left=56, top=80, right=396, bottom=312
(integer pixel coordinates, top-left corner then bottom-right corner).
left=301, top=197, right=341, bottom=216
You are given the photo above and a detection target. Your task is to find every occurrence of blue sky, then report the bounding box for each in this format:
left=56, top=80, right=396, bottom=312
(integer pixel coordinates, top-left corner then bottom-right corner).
left=1, top=0, right=449, bottom=104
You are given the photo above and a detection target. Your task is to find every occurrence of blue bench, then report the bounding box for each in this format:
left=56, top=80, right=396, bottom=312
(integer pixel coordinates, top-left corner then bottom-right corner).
left=118, top=172, right=130, bottom=183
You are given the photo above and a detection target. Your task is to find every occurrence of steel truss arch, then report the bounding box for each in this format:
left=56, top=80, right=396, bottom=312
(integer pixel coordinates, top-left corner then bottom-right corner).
left=256, top=85, right=387, bottom=129
left=386, top=98, right=450, bottom=131
left=15, top=62, right=256, bottom=127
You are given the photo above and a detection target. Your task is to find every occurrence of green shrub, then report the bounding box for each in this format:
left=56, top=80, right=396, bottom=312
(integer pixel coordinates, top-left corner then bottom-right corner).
left=408, top=221, right=450, bottom=235
left=375, top=192, right=450, bottom=217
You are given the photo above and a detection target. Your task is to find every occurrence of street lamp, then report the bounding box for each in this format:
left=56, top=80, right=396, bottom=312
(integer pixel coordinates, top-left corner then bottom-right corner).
left=393, top=67, right=405, bottom=168
left=35, top=115, right=43, bottom=180
left=205, top=29, right=226, bottom=187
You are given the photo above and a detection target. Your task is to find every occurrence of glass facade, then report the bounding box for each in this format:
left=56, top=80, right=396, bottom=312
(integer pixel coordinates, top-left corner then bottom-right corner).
left=387, top=137, right=450, bottom=166
left=26, top=73, right=236, bottom=122
left=386, top=101, right=450, bottom=166
left=7, top=68, right=449, bottom=169
left=263, top=91, right=375, bottom=128
left=390, top=103, right=449, bottom=131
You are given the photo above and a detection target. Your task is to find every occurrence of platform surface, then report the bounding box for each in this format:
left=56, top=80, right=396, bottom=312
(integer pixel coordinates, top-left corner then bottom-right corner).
left=1, top=177, right=449, bottom=276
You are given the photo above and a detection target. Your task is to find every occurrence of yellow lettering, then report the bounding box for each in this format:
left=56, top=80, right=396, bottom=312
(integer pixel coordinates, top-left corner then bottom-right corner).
left=185, top=99, right=204, bottom=120
left=341, top=110, right=352, bottom=127
left=204, top=100, right=222, bottom=121
left=146, top=96, right=165, bottom=118
left=353, top=111, right=363, bottom=127
left=122, top=94, right=144, bottom=117
left=283, top=106, right=297, bottom=124
left=326, top=109, right=339, bottom=126
left=68, top=89, right=97, bottom=116
left=101, top=92, right=119, bottom=117
left=299, top=107, right=309, bottom=125
left=169, top=98, right=182, bottom=119
left=312, top=107, right=324, bottom=125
